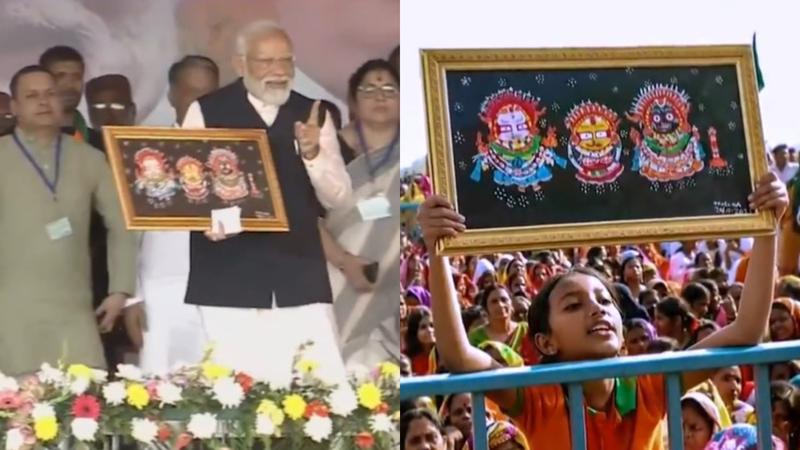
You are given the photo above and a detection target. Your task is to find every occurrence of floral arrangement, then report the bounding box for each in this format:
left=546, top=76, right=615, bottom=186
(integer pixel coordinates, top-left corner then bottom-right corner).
left=0, top=344, right=399, bottom=450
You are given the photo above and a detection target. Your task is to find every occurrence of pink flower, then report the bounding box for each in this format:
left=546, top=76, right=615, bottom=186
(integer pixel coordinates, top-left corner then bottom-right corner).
left=0, top=390, right=23, bottom=410
left=146, top=381, right=160, bottom=401
left=72, top=395, right=101, bottom=420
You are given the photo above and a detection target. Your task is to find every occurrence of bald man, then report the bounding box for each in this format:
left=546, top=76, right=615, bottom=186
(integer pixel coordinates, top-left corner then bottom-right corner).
left=85, top=74, right=137, bottom=129
left=0, top=92, right=13, bottom=135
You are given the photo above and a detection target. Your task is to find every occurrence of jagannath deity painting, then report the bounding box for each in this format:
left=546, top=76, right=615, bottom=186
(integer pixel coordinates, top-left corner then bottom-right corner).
left=176, top=155, right=209, bottom=204
left=471, top=88, right=565, bottom=193
left=564, top=101, right=624, bottom=189
left=133, top=147, right=179, bottom=208
left=207, top=147, right=250, bottom=203
left=627, top=83, right=727, bottom=185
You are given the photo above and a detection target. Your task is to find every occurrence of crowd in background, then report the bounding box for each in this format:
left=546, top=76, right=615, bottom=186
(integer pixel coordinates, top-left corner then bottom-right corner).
left=400, top=144, right=800, bottom=449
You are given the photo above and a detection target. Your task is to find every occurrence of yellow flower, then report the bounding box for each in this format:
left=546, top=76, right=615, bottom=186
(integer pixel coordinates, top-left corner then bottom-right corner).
left=258, top=400, right=287, bottom=426
left=67, top=364, right=93, bottom=379
left=392, top=411, right=400, bottom=421
left=282, top=394, right=307, bottom=421
left=357, top=383, right=382, bottom=410
left=126, top=383, right=150, bottom=409
left=379, top=362, right=400, bottom=379
left=34, top=417, right=58, bottom=441
left=202, top=362, right=232, bottom=381
left=295, top=359, right=319, bottom=375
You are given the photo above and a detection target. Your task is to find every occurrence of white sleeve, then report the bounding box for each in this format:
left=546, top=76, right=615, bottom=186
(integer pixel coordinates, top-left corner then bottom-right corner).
left=181, top=101, right=206, bottom=129
left=302, top=111, right=352, bottom=209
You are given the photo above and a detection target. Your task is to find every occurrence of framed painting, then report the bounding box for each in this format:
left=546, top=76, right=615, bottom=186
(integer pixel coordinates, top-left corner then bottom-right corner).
left=421, top=45, right=774, bottom=255
left=103, top=126, right=289, bottom=231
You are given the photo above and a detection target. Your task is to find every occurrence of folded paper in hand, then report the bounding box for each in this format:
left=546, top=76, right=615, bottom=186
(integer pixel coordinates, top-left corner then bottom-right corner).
left=211, top=206, right=243, bottom=234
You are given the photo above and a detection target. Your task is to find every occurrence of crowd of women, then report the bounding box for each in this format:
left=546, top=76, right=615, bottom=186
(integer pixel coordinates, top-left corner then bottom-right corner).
left=399, top=168, right=800, bottom=449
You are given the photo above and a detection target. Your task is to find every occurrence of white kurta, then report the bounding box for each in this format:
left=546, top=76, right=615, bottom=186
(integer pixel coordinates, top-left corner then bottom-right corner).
left=180, top=93, right=352, bottom=386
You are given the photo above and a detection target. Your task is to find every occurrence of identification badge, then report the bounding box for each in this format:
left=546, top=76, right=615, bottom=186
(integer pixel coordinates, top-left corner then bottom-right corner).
left=46, top=217, right=73, bottom=240
left=357, top=195, right=392, bottom=221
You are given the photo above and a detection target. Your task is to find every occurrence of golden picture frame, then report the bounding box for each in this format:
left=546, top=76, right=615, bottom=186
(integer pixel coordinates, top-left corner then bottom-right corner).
left=421, top=45, right=774, bottom=256
left=103, top=126, right=289, bottom=232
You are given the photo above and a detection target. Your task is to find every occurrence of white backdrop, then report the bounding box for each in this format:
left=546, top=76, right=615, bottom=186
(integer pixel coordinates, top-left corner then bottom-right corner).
left=400, top=0, right=800, bottom=169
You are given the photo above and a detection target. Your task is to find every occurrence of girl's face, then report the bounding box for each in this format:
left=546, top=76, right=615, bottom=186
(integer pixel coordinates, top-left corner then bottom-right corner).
left=486, top=288, right=512, bottom=321
left=509, top=275, right=527, bottom=294
left=696, top=252, right=713, bottom=269
left=711, top=367, right=742, bottom=407
left=417, top=316, right=435, bottom=346
left=404, top=417, right=446, bottom=450
left=682, top=404, right=714, bottom=450
left=533, top=266, right=547, bottom=283
left=690, top=297, right=710, bottom=319
left=408, top=255, right=423, bottom=278
left=536, top=273, right=623, bottom=361
left=769, top=305, right=796, bottom=341
left=654, top=310, right=678, bottom=338
left=447, top=393, right=473, bottom=438
left=509, top=260, right=524, bottom=276
left=625, top=326, right=651, bottom=356
left=623, top=259, right=643, bottom=284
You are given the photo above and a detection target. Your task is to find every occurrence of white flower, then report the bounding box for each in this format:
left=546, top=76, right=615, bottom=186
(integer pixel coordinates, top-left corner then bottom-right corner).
left=37, top=364, right=65, bottom=386
left=71, top=418, right=98, bottom=441
left=370, top=413, right=394, bottom=433
left=116, top=364, right=144, bottom=381
left=102, top=381, right=127, bottom=406
left=0, top=375, right=19, bottom=393
left=32, top=403, right=56, bottom=420
left=212, top=377, right=244, bottom=408
left=131, top=418, right=159, bottom=443
left=187, top=413, right=218, bottom=439
left=329, top=386, right=358, bottom=416
left=255, top=414, right=275, bottom=436
left=70, top=377, right=90, bottom=395
left=5, top=428, right=24, bottom=450
left=304, top=415, right=332, bottom=443
left=156, top=382, right=182, bottom=405
left=91, top=370, right=108, bottom=383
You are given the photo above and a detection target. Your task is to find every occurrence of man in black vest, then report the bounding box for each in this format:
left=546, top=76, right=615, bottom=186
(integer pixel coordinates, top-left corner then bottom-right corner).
left=181, top=20, right=352, bottom=386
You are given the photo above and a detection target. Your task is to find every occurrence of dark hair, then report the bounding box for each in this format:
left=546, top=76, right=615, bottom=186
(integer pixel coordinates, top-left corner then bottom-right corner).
left=770, top=361, right=800, bottom=380
left=401, top=408, right=443, bottom=450
left=779, top=281, right=800, bottom=301
left=698, top=279, right=719, bottom=297
left=681, top=282, right=711, bottom=307
left=347, top=59, right=399, bottom=101
left=9, top=65, right=53, bottom=98
left=526, top=266, right=620, bottom=363
left=405, top=307, right=433, bottom=358
left=656, top=296, right=698, bottom=334
left=167, top=55, right=219, bottom=86
left=772, top=143, right=789, bottom=154
left=461, top=305, right=486, bottom=331
left=681, top=397, right=716, bottom=431
left=709, top=267, right=727, bottom=283
left=389, top=45, right=399, bottom=64
left=39, top=46, right=84, bottom=69
left=686, top=319, right=721, bottom=347
left=646, top=336, right=679, bottom=353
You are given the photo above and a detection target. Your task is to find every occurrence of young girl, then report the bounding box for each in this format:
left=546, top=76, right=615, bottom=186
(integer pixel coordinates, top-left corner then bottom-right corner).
left=416, top=173, right=786, bottom=449
left=405, top=307, right=436, bottom=375
left=624, top=318, right=656, bottom=356
left=654, top=296, right=698, bottom=349
left=680, top=392, right=722, bottom=450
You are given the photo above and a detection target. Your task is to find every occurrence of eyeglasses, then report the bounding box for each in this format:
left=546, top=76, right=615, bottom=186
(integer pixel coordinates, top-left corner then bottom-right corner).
left=357, top=85, right=399, bottom=98
left=247, top=56, right=295, bottom=68
left=90, top=103, right=130, bottom=110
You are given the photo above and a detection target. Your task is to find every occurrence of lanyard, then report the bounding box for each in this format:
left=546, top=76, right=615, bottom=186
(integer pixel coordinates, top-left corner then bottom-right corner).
left=357, top=121, right=399, bottom=181
left=13, top=132, right=63, bottom=199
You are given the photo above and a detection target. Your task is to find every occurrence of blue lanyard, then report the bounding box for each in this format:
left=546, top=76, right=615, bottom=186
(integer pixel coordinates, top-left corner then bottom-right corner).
left=356, top=121, right=399, bottom=180
left=13, top=131, right=63, bottom=199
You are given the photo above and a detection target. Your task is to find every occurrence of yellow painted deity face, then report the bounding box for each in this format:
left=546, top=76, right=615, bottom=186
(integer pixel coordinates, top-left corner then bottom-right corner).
left=180, top=164, right=203, bottom=184
left=574, top=114, right=613, bottom=152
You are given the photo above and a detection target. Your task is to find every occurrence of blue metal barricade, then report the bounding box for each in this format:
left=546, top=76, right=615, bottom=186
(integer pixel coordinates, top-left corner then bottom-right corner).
left=400, top=340, right=800, bottom=450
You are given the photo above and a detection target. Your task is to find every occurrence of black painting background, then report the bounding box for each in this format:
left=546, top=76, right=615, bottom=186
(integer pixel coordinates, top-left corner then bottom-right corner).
left=446, top=65, right=754, bottom=230
left=119, top=138, right=275, bottom=218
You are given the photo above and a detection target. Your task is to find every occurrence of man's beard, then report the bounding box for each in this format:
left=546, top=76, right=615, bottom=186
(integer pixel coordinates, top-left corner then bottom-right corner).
left=243, top=74, right=293, bottom=106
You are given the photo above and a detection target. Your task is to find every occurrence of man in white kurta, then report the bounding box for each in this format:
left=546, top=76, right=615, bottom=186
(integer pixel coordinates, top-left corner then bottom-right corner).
left=180, top=21, right=351, bottom=388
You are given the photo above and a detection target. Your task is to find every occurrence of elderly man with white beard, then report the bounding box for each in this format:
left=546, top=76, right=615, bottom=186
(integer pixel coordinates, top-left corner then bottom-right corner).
left=180, top=20, right=352, bottom=387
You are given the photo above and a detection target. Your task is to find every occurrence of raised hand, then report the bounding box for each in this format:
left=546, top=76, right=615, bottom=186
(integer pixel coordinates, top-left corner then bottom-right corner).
left=294, top=100, right=322, bottom=159
left=417, top=195, right=466, bottom=251
left=748, top=171, right=788, bottom=221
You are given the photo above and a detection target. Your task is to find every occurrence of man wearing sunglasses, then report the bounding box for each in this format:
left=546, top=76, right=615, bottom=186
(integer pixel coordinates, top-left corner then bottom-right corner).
left=85, top=74, right=137, bottom=130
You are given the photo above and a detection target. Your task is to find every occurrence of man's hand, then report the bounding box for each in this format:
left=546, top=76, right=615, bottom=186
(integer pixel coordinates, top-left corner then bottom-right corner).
left=294, top=100, right=322, bottom=160
left=124, top=303, right=147, bottom=350
left=341, top=253, right=375, bottom=293
left=96, top=293, right=127, bottom=333
left=204, top=221, right=241, bottom=242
